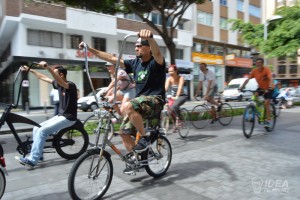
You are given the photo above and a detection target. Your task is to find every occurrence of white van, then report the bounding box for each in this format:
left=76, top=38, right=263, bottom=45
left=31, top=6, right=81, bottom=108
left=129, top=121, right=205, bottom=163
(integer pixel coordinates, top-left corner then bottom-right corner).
left=222, top=78, right=258, bottom=101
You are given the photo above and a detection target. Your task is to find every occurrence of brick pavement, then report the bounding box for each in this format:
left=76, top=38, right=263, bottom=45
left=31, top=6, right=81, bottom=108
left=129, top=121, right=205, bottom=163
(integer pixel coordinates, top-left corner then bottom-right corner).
left=1, top=107, right=300, bottom=200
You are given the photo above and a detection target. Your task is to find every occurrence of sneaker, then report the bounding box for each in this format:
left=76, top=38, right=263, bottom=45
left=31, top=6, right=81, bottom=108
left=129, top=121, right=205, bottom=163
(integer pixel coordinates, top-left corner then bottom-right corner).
left=38, top=156, right=44, bottom=163
left=123, top=165, right=135, bottom=175
left=133, top=137, right=150, bottom=153
left=15, top=156, right=35, bottom=168
left=264, top=120, right=272, bottom=128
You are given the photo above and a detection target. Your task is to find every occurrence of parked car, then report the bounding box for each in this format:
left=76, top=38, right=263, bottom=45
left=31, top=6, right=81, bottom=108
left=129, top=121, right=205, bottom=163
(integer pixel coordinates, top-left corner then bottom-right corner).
left=77, top=87, right=107, bottom=112
left=294, top=87, right=300, bottom=97
left=222, top=78, right=258, bottom=101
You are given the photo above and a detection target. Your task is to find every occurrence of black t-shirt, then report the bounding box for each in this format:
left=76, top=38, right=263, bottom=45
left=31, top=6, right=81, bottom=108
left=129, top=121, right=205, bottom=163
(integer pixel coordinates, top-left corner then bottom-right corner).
left=52, top=81, right=77, bottom=121
left=124, top=57, right=166, bottom=99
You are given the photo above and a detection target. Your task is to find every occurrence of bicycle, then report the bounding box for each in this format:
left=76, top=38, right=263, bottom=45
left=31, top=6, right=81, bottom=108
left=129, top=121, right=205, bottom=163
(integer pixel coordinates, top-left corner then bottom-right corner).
left=82, top=96, right=121, bottom=146
left=68, top=34, right=172, bottom=200
left=242, top=90, right=277, bottom=138
left=0, top=63, right=89, bottom=160
left=160, top=96, right=191, bottom=138
left=0, top=142, right=7, bottom=199
left=190, top=96, right=234, bottom=129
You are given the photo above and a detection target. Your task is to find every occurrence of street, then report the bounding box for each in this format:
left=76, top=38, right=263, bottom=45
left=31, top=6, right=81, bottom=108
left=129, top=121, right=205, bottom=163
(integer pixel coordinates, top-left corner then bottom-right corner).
left=0, top=105, right=300, bottom=199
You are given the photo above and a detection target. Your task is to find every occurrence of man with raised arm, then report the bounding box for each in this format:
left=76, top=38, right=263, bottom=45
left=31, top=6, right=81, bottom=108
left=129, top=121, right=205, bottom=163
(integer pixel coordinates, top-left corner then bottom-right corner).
left=15, top=62, right=78, bottom=168
left=79, top=29, right=166, bottom=174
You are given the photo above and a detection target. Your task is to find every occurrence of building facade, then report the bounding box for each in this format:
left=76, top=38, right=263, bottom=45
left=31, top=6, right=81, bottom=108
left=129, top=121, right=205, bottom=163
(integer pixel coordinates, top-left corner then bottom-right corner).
left=0, top=0, right=194, bottom=107
left=0, top=0, right=273, bottom=108
left=191, top=0, right=261, bottom=92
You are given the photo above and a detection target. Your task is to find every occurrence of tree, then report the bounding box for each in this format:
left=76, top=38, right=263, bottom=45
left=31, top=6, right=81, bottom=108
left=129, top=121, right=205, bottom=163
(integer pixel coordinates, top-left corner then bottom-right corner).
left=49, top=0, right=205, bottom=64
left=229, top=5, right=300, bottom=58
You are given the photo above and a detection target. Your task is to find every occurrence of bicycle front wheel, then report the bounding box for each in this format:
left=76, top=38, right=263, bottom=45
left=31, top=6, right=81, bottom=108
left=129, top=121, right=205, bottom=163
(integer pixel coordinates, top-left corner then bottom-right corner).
left=143, top=135, right=172, bottom=178
left=160, top=110, right=171, bottom=135
left=83, top=115, right=114, bottom=146
left=218, top=103, right=233, bottom=126
left=178, top=108, right=191, bottom=138
left=265, top=103, right=277, bottom=132
left=190, top=105, right=210, bottom=129
left=242, top=105, right=256, bottom=138
left=0, top=169, right=6, bottom=199
left=274, top=101, right=281, bottom=117
left=68, top=149, right=113, bottom=200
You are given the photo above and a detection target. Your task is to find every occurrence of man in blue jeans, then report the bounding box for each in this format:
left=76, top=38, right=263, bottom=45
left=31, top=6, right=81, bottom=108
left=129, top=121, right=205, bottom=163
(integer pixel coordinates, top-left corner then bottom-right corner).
left=15, top=61, right=78, bottom=168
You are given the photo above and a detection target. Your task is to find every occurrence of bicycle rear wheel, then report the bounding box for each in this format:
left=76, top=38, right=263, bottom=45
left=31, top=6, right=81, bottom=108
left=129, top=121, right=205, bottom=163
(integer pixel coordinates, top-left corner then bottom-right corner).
left=83, top=115, right=114, bottom=146
left=274, top=101, right=281, bottom=117
left=218, top=103, right=233, bottom=126
left=177, top=108, right=191, bottom=138
left=143, top=135, right=172, bottom=178
left=54, top=126, right=89, bottom=160
left=68, top=149, right=113, bottom=200
left=242, top=105, right=256, bottom=138
left=190, top=105, right=210, bottom=129
left=265, top=103, right=277, bottom=132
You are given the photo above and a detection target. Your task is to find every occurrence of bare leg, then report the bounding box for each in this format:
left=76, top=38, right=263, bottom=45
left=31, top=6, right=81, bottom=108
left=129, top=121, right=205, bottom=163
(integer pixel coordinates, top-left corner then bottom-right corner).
left=123, top=102, right=145, bottom=136
left=119, top=134, right=135, bottom=152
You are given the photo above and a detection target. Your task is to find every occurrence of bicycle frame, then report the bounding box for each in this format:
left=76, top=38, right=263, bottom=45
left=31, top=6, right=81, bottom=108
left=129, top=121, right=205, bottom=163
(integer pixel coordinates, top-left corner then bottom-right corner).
left=0, top=63, right=43, bottom=156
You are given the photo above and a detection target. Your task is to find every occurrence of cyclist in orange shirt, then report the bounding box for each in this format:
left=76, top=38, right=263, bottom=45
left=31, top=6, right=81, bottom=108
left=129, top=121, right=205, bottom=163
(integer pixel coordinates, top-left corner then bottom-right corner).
left=240, top=58, right=274, bottom=127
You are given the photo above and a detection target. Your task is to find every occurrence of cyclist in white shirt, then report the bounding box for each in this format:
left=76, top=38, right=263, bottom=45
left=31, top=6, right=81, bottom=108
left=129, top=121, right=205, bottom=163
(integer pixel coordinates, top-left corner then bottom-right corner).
left=194, top=63, right=220, bottom=123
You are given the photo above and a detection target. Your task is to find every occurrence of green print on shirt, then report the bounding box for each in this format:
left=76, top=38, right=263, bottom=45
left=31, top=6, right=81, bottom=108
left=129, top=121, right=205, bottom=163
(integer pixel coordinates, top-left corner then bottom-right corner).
left=138, top=70, right=148, bottom=82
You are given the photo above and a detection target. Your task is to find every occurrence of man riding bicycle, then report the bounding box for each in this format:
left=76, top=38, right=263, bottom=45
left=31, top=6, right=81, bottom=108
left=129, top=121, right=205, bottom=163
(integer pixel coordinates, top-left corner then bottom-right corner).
left=194, top=63, right=220, bottom=123
left=79, top=29, right=165, bottom=174
left=240, top=58, right=274, bottom=127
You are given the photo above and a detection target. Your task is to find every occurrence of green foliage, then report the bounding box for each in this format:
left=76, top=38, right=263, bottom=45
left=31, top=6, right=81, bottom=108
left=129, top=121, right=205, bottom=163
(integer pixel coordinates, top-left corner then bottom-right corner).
left=229, top=5, right=300, bottom=58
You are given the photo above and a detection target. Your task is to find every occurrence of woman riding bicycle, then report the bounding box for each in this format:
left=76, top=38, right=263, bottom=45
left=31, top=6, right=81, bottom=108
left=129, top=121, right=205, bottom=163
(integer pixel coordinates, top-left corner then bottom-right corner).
left=165, top=65, right=187, bottom=127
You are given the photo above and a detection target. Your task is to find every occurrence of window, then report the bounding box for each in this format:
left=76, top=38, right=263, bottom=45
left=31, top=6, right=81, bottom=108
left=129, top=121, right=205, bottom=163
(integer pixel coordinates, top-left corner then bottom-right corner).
left=278, top=65, right=286, bottom=74
left=226, top=48, right=241, bottom=57
left=67, top=35, right=82, bottom=49
left=124, top=13, right=142, bottom=21
left=197, top=11, right=213, bottom=26
left=209, top=45, right=224, bottom=55
left=193, top=42, right=204, bottom=52
left=176, top=49, right=184, bottom=60
left=220, top=0, right=227, bottom=6
left=28, top=29, right=63, bottom=48
left=152, top=13, right=162, bottom=25
left=249, top=5, right=261, bottom=18
left=237, top=0, right=244, bottom=12
left=92, top=37, right=106, bottom=51
left=220, top=18, right=228, bottom=30
left=290, top=65, right=298, bottom=74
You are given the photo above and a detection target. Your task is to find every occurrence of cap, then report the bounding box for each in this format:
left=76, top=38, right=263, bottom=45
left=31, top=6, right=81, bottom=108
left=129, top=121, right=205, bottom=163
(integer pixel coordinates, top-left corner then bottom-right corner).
left=105, top=62, right=114, bottom=66
left=136, top=38, right=150, bottom=46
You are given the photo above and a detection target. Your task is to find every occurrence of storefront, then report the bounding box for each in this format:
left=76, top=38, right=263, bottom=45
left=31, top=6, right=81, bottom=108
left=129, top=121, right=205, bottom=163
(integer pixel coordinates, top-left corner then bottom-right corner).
left=225, top=56, right=253, bottom=84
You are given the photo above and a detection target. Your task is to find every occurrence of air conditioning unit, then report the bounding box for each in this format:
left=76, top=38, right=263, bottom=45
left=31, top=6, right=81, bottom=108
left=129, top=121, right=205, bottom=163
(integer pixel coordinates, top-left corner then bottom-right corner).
left=58, top=53, right=64, bottom=59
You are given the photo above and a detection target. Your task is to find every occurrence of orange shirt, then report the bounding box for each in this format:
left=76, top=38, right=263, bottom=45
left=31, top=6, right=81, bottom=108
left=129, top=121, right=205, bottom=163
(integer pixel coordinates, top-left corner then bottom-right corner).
left=249, top=67, right=272, bottom=90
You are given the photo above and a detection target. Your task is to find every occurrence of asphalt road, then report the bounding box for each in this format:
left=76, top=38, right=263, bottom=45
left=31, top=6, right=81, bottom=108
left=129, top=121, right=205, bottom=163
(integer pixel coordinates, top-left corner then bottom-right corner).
left=0, top=105, right=299, bottom=199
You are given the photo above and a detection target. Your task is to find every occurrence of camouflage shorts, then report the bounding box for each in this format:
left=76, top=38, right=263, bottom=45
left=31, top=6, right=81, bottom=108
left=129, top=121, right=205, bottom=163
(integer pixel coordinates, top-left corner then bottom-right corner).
left=120, top=95, right=165, bottom=135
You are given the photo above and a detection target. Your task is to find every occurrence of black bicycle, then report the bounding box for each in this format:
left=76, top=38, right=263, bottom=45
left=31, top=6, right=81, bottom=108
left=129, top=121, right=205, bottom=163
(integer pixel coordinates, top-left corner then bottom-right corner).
left=0, top=63, right=89, bottom=160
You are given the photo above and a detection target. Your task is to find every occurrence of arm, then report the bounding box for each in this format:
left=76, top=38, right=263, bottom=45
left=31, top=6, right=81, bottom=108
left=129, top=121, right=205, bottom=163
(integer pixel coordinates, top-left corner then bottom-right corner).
left=240, top=78, right=250, bottom=90
left=205, top=80, right=213, bottom=96
left=79, top=42, right=125, bottom=68
left=139, top=29, right=164, bottom=66
left=21, top=65, right=52, bottom=84
left=176, top=76, right=185, bottom=97
left=195, top=81, right=202, bottom=97
left=165, top=77, right=171, bottom=92
left=39, top=61, right=69, bottom=89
